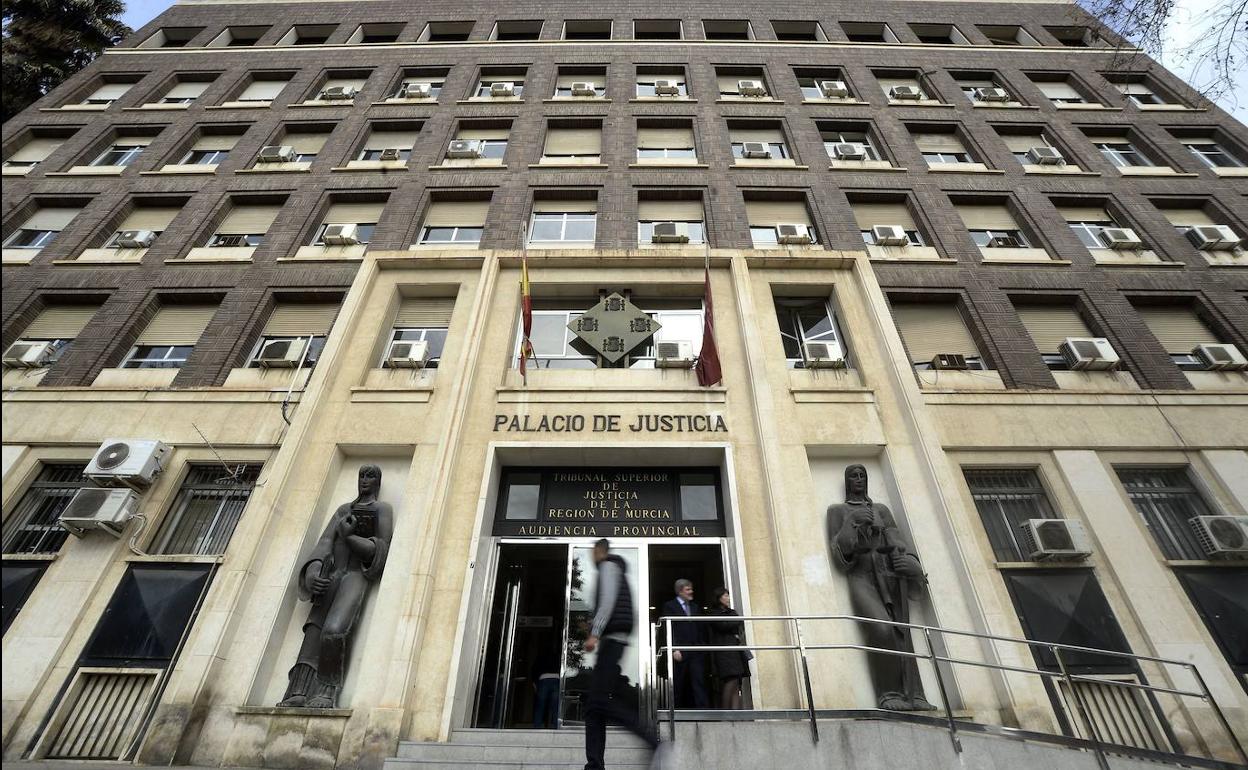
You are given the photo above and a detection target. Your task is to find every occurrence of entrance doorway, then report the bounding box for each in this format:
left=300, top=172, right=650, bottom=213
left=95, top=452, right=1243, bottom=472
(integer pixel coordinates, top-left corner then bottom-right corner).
left=472, top=540, right=728, bottom=729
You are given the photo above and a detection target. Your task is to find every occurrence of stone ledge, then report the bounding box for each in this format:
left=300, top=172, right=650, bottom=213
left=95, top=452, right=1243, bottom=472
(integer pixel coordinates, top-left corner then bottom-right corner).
left=236, top=706, right=352, bottom=718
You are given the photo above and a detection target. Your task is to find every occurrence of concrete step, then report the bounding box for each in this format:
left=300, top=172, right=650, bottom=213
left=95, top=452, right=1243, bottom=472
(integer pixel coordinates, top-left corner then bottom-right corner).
left=384, top=762, right=651, bottom=770
left=397, top=741, right=653, bottom=762
left=446, top=727, right=652, bottom=747
left=384, top=727, right=656, bottom=770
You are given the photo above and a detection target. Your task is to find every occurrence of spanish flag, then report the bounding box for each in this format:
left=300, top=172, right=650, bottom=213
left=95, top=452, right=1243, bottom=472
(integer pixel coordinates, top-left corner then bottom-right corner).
left=518, top=252, right=535, bottom=382
left=695, top=265, right=722, bottom=387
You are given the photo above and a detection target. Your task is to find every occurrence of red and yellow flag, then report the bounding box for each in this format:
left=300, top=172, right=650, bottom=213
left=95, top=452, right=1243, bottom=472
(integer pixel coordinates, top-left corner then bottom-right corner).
left=518, top=253, right=534, bottom=381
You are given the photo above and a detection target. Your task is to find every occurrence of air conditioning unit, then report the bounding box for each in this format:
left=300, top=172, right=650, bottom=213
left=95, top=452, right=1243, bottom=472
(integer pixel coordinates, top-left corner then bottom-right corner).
left=1186, top=225, right=1240, bottom=251
left=930, top=353, right=969, bottom=370
left=777, top=224, right=813, bottom=245
left=2, top=340, right=55, bottom=368
left=1189, top=515, right=1248, bottom=559
left=386, top=339, right=430, bottom=368
left=1060, top=337, right=1120, bottom=371
left=1102, top=227, right=1144, bottom=250
left=570, top=81, right=598, bottom=96
left=872, top=225, right=910, bottom=247
left=399, top=82, right=432, bottom=99
left=447, top=139, right=483, bottom=159
left=985, top=235, right=1016, bottom=248
left=737, top=80, right=767, bottom=97
left=257, top=145, right=296, bottom=163
left=489, top=81, right=516, bottom=97
left=654, top=80, right=681, bottom=96
left=802, top=342, right=846, bottom=369
left=115, top=230, right=155, bottom=249
left=834, top=143, right=868, bottom=160
left=890, top=85, right=923, bottom=100
left=1026, top=146, right=1066, bottom=165
left=322, top=223, right=361, bottom=246
left=655, top=340, right=695, bottom=368
left=378, top=147, right=404, bottom=162
left=819, top=80, right=849, bottom=98
left=1192, top=343, right=1248, bottom=371
left=741, top=141, right=771, bottom=159
left=58, top=487, right=139, bottom=538
left=85, top=439, right=170, bottom=486
left=1019, top=519, right=1093, bottom=561
left=651, top=222, right=691, bottom=244
left=319, top=85, right=356, bottom=100
left=255, top=337, right=307, bottom=368
left=974, top=87, right=1011, bottom=102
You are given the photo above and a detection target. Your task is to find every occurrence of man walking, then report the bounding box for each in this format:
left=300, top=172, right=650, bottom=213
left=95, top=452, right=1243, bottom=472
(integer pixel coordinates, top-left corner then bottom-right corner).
left=584, top=539, right=662, bottom=770
left=661, top=579, right=710, bottom=709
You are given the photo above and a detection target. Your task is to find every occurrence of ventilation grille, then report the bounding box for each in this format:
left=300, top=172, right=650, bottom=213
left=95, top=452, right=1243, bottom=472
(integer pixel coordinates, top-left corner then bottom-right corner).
left=43, top=668, right=161, bottom=759
left=1054, top=676, right=1166, bottom=752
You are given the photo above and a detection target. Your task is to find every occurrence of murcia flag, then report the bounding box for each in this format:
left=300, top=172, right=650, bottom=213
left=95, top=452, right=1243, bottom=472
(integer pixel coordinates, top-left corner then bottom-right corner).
left=518, top=253, right=535, bottom=382
left=695, top=266, right=722, bottom=387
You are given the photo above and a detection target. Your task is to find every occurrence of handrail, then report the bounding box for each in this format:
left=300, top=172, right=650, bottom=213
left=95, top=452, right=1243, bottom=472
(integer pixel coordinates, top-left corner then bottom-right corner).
left=651, top=612, right=1248, bottom=769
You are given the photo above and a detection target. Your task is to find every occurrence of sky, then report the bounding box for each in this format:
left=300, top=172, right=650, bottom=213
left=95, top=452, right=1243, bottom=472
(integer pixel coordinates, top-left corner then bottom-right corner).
left=121, top=0, right=1245, bottom=122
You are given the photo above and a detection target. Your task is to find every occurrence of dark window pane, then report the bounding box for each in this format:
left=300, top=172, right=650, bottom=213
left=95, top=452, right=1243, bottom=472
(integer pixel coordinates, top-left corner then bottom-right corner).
left=679, top=473, right=719, bottom=520
left=82, top=564, right=211, bottom=665
left=2, top=562, right=46, bottom=634
left=964, top=469, right=1057, bottom=561
left=1116, top=468, right=1213, bottom=560
left=1176, top=569, right=1248, bottom=672
left=2, top=464, right=89, bottom=554
left=1003, top=570, right=1133, bottom=673
left=151, top=465, right=261, bottom=555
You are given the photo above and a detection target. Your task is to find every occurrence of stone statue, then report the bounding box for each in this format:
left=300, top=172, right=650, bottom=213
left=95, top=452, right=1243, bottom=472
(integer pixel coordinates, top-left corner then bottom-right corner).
left=826, top=464, right=934, bottom=711
left=278, top=464, right=392, bottom=708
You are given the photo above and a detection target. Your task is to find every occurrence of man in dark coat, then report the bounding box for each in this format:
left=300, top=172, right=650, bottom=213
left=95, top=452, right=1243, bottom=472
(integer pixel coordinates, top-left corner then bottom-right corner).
left=660, top=578, right=710, bottom=709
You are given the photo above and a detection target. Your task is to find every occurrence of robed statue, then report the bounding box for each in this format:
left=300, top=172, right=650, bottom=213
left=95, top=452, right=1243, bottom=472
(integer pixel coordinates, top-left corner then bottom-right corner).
left=826, top=464, right=934, bottom=711
left=278, top=464, right=393, bottom=708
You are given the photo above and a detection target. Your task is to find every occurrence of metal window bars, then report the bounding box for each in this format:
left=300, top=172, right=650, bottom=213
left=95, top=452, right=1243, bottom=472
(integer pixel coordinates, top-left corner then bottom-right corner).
left=650, top=613, right=1247, bottom=770
left=1, top=464, right=90, bottom=554
left=149, top=465, right=260, bottom=555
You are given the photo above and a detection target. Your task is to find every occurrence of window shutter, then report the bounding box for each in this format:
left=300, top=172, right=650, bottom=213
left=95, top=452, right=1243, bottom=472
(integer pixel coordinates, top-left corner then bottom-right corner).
left=262, top=303, right=339, bottom=336
left=1138, top=307, right=1219, bottom=352
left=115, top=135, right=155, bottom=147
left=402, top=76, right=440, bottom=88
left=1038, top=81, right=1081, bottom=100
left=637, top=126, right=694, bottom=149
left=1002, top=134, right=1044, bottom=153
left=851, top=202, right=916, bottom=230
left=164, top=82, right=208, bottom=100
left=285, top=133, right=328, bottom=154
left=424, top=200, right=490, bottom=227
left=1016, top=305, right=1093, bottom=353
left=364, top=129, right=420, bottom=151
left=1117, top=83, right=1155, bottom=96
left=642, top=71, right=683, bottom=83
left=457, top=127, right=510, bottom=141
left=395, top=297, right=454, bottom=327
left=321, top=77, right=367, bottom=93
left=238, top=79, right=286, bottom=101
left=323, top=201, right=384, bottom=224
left=892, top=303, right=980, bottom=362
left=9, top=138, right=64, bottom=163
left=556, top=73, right=600, bottom=88
left=956, top=205, right=1018, bottom=231
left=24, top=208, right=80, bottom=231
left=24, top=306, right=98, bottom=339
left=914, top=133, right=966, bottom=153
left=136, top=305, right=217, bottom=345
left=1056, top=205, right=1111, bottom=222
left=878, top=76, right=920, bottom=91
left=730, top=128, right=784, bottom=144
left=1159, top=209, right=1216, bottom=228
left=1180, top=136, right=1218, bottom=146
left=638, top=199, right=704, bottom=221
left=191, top=134, right=240, bottom=151
left=89, top=83, right=132, bottom=101
left=745, top=200, right=810, bottom=226
left=544, top=128, right=601, bottom=155
left=533, top=199, right=597, bottom=213
left=119, top=207, right=180, bottom=232
left=217, top=204, right=282, bottom=234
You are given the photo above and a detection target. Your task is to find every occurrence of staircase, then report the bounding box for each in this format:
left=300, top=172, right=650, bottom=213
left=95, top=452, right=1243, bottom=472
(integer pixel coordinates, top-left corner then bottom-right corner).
left=385, top=727, right=654, bottom=770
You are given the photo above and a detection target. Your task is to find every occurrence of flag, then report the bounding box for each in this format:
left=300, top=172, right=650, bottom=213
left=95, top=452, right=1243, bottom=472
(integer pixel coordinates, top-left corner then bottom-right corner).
left=518, top=252, right=534, bottom=383
left=695, top=265, right=722, bottom=387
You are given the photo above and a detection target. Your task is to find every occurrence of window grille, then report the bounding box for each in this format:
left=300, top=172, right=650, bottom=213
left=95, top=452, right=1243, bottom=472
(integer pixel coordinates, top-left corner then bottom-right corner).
left=1116, top=468, right=1214, bottom=560
left=963, top=468, right=1058, bottom=561
left=2, top=464, right=89, bottom=554
left=149, top=465, right=261, bottom=555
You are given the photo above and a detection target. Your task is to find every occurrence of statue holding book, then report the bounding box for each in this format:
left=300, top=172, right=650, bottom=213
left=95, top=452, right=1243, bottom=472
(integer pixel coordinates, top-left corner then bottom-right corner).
left=278, top=464, right=393, bottom=708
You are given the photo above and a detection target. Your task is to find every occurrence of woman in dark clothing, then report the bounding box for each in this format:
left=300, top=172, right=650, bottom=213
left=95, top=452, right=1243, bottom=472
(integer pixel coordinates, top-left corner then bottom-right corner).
left=708, top=587, right=751, bottom=709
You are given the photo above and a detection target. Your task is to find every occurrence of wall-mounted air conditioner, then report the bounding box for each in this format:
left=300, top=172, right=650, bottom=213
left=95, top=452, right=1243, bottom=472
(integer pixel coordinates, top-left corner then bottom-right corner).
left=655, top=340, right=695, bottom=368
left=378, top=147, right=404, bottom=162
left=85, top=439, right=170, bottom=487
left=1101, top=227, right=1144, bottom=250
left=1060, top=337, right=1119, bottom=371
left=570, top=82, right=598, bottom=96
left=447, top=139, right=483, bottom=159
left=737, top=80, right=767, bottom=97
left=322, top=224, right=361, bottom=246
left=741, top=141, right=771, bottom=159
left=651, top=222, right=691, bottom=244
left=930, top=353, right=969, bottom=370
left=1189, top=515, right=1248, bottom=559
left=257, top=145, right=295, bottom=163
left=819, top=80, right=849, bottom=98
left=776, top=224, right=813, bottom=245
left=59, top=487, right=140, bottom=538
left=890, top=85, right=923, bottom=100
left=974, top=86, right=1011, bottom=102
left=489, top=81, right=516, bottom=97
left=255, top=337, right=307, bottom=368
left=1019, top=518, right=1093, bottom=561
left=3, top=341, right=55, bottom=368
left=115, top=230, right=155, bottom=249
left=833, top=143, right=868, bottom=160
left=1192, top=343, right=1248, bottom=372
left=872, top=225, right=910, bottom=246
left=1185, top=225, right=1240, bottom=251
left=386, top=339, right=430, bottom=368
left=319, top=85, right=356, bottom=100
left=803, top=342, right=846, bottom=369
left=1026, top=146, right=1065, bottom=165
left=399, top=83, right=432, bottom=99
left=654, top=80, right=681, bottom=95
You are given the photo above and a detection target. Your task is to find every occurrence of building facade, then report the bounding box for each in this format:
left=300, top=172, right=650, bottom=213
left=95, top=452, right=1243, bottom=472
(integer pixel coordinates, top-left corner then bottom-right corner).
left=2, top=0, right=1247, bottom=768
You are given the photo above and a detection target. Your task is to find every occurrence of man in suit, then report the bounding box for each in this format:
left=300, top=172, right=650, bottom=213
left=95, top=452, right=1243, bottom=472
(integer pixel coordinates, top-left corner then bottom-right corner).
left=661, top=578, right=710, bottom=708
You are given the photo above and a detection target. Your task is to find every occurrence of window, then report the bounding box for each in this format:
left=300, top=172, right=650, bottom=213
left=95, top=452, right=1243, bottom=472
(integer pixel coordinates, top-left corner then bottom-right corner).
left=356, top=123, right=420, bottom=162
left=851, top=200, right=927, bottom=247
left=450, top=124, right=510, bottom=161
left=635, top=19, right=682, bottom=39
left=420, top=21, right=473, bottom=41
left=383, top=296, right=454, bottom=367
left=1015, top=303, right=1096, bottom=369
left=80, top=564, right=211, bottom=667
left=716, top=69, right=769, bottom=98
left=1134, top=305, right=1224, bottom=370
left=876, top=70, right=933, bottom=102
left=105, top=205, right=180, bottom=248
left=3, top=134, right=67, bottom=169
left=312, top=201, right=383, bottom=245
left=2, top=563, right=46, bottom=634
left=177, top=134, right=238, bottom=166
left=1115, top=467, right=1216, bottom=560
left=91, top=137, right=152, bottom=167
left=890, top=300, right=986, bottom=370
left=703, top=20, right=751, bottom=40
left=349, top=23, right=403, bottom=44
left=1, top=464, right=89, bottom=554
left=997, top=129, right=1068, bottom=166
left=233, top=76, right=289, bottom=104
left=1180, top=136, right=1245, bottom=169
left=390, top=70, right=445, bottom=100
left=774, top=296, right=847, bottom=368
left=516, top=299, right=703, bottom=369
left=207, top=201, right=282, bottom=247
left=1056, top=203, right=1134, bottom=250
left=1094, top=138, right=1153, bottom=168
left=492, top=20, right=542, bottom=40
left=636, top=123, right=696, bottom=161
left=156, top=80, right=209, bottom=105
left=745, top=198, right=817, bottom=247
left=1047, top=26, right=1092, bottom=46
left=529, top=202, right=597, bottom=247
left=636, top=68, right=687, bottom=97
left=123, top=304, right=217, bottom=369
left=274, top=126, right=330, bottom=162
left=953, top=72, right=1016, bottom=104
left=310, top=73, right=368, bottom=102
left=3, top=207, right=80, bottom=251
left=79, top=81, right=135, bottom=106
left=1111, top=79, right=1171, bottom=106
left=637, top=197, right=705, bottom=245
left=141, top=27, right=202, bottom=47
left=842, top=22, right=897, bottom=43
left=563, top=20, right=611, bottom=40
left=541, top=122, right=602, bottom=163
left=910, top=23, right=968, bottom=44
left=208, top=26, right=267, bottom=47
left=418, top=198, right=489, bottom=247
left=913, top=130, right=974, bottom=165
left=475, top=69, right=525, bottom=97
left=248, top=301, right=339, bottom=367
left=956, top=203, right=1032, bottom=248
left=553, top=70, right=606, bottom=98
left=1002, top=570, right=1134, bottom=673
left=795, top=68, right=852, bottom=100
left=772, top=20, right=824, bottom=41
left=729, top=125, right=791, bottom=161
left=150, top=465, right=261, bottom=555
left=1155, top=205, right=1245, bottom=256
left=979, top=25, right=1038, bottom=45
left=10, top=304, right=99, bottom=363
left=1174, top=570, right=1248, bottom=687
left=969, top=229, right=1030, bottom=248
left=822, top=126, right=882, bottom=161
left=963, top=469, right=1059, bottom=561
left=281, top=24, right=334, bottom=45
left=1032, top=78, right=1090, bottom=105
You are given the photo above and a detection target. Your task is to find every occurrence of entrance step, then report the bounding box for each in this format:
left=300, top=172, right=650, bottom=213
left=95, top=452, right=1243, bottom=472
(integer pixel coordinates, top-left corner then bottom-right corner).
left=385, top=728, right=654, bottom=770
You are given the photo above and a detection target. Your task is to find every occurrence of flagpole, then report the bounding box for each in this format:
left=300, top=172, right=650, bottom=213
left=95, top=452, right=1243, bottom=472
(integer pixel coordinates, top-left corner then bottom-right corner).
left=519, top=219, right=531, bottom=387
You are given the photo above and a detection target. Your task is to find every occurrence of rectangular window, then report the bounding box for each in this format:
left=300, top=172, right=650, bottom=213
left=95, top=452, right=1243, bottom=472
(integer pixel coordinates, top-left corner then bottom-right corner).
left=542, top=124, right=602, bottom=161
left=1016, top=304, right=1094, bottom=369
left=773, top=296, right=846, bottom=368
left=358, top=126, right=419, bottom=161
left=1035, top=79, right=1087, bottom=104
left=1002, top=570, right=1134, bottom=673
left=703, top=20, right=752, bottom=40
left=419, top=199, right=489, bottom=247
left=1, top=464, right=89, bottom=554
left=13, top=304, right=99, bottom=362
left=106, top=206, right=180, bottom=248
left=890, top=300, right=986, bottom=370
left=851, top=201, right=926, bottom=246
left=248, top=302, right=339, bottom=367
left=563, top=20, right=611, bottom=40
left=1174, top=569, right=1248, bottom=685
left=2, top=562, right=47, bottom=634
left=158, top=81, right=209, bottom=105
left=1113, top=81, right=1167, bottom=106
left=553, top=71, right=606, bottom=98
left=123, top=304, right=217, bottom=369
left=150, top=465, right=261, bottom=555
left=956, top=203, right=1030, bottom=248
left=280, top=129, right=330, bottom=162
left=999, top=132, right=1061, bottom=164
left=636, top=124, right=696, bottom=161
left=745, top=199, right=816, bottom=247
left=92, top=138, right=151, bottom=167
left=729, top=127, right=790, bottom=160
left=313, top=201, right=382, bottom=245
left=637, top=198, right=705, bottom=245
left=1116, top=467, right=1216, bottom=560
left=4, top=207, right=80, bottom=250
left=914, top=131, right=973, bottom=165
left=178, top=134, right=238, bottom=166
left=636, top=70, right=687, bottom=97
left=963, top=468, right=1058, bottom=561
left=1181, top=137, right=1244, bottom=169
left=843, top=22, right=896, bottom=43
left=80, top=82, right=134, bottom=105
left=529, top=200, right=597, bottom=246
left=384, top=296, right=453, bottom=368
left=822, top=129, right=880, bottom=160
left=1095, top=140, right=1152, bottom=168
left=476, top=72, right=525, bottom=97
left=80, top=564, right=212, bottom=666
left=4, top=136, right=66, bottom=168
left=1134, top=305, right=1221, bottom=369
left=235, top=78, right=288, bottom=103
left=209, top=202, right=282, bottom=246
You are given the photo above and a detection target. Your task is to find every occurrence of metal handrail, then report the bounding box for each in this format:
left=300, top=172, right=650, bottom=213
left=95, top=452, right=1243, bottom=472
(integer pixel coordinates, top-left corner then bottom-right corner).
left=652, top=612, right=1248, bottom=769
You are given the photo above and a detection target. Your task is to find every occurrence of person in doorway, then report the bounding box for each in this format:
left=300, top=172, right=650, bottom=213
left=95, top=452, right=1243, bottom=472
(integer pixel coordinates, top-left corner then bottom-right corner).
left=583, top=539, right=662, bottom=770
left=531, top=639, right=561, bottom=729
left=707, top=587, right=751, bottom=709
left=660, top=579, right=710, bottom=709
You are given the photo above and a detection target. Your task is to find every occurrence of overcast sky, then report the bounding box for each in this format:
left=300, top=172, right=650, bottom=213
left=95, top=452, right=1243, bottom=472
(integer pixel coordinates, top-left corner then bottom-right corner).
left=122, top=0, right=1245, bottom=121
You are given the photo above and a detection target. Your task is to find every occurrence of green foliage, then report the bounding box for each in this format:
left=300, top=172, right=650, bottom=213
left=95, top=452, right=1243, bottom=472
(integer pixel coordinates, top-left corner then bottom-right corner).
left=2, top=0, right=131, bottom=121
